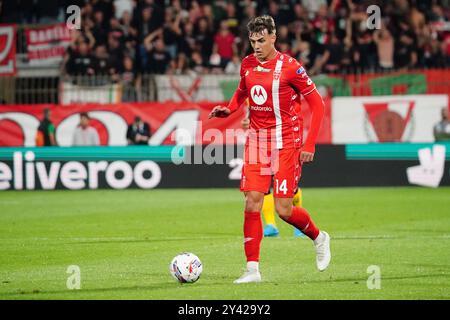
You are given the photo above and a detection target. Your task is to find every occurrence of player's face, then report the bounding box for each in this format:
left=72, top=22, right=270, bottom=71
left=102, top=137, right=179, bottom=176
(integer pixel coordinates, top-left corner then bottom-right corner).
left=249, top=29, right=276, bottom=61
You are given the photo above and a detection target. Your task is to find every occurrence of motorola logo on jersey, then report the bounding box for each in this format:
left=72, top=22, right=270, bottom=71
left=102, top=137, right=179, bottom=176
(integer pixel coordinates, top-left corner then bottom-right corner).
left=250, top=85, right=268, bottom=105
left=250, top=105, right=273, bottom=112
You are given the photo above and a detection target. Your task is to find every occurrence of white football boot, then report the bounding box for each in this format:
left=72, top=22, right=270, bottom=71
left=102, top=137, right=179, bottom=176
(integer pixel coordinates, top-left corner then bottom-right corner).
left=313, top=231, right=331, bottom=271
left=233, top=261, right=262, bottom=284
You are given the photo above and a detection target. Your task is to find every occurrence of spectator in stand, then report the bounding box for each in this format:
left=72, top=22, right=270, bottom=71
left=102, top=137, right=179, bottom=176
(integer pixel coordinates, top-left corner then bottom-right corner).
left=189, top=50, right=208, bottom=75
left=177, top=21, right=196, bottom=57
left=195, top=17, right=214, bottom=62
left=106, top=32, right=124, bottom=76
left=315, top=33, right=345, bottom=73
left=52, top=0, right=450, bottom=79
left=91, top=10, right=109, bottom=46
left=66, top=41, right=96, bottom=76
left=276, top=25, right=292, bottom=47
left=278, top=40, right=294, bottom=57
left=394, top=31, right=418, bottom=69
left=168, top=52, right=189, bottom=75
left=93, top=0, right=114, bottom=24
left=354, top=30, right=377, bottom=71
left=72, top=113, right=100, bottom=146
left=162, top=7, right=182, bottom=59
left=120, top=55, right=138, bottom=102
left=119, top=10, right=137, bottom=41
left=213, top=20, right=237, bottom=69
left=224, top=54, right=241, bottom=74
left=109, top=16, right=125, bottom=41
left=268, top=0, right=293, bottom=27
left=135, top=5, right=162, bottom=46
left=144, top=32, right=172, bottom=74
left=340, top=36, right=356, bottom=74
left=302, top=0, right=327, bottom=19
left=172, top=0, right=189, bottom=21
left=114, top=0, right=134, bottom=20
left=93, top=44, right=113, bottom=76
left=374, top=27, right=395, bottom=70
left=237, top=1, right=257, bottom=57
left=223, top=1, right=239, bottom=35
left=189, top=0, right=204, bottom=25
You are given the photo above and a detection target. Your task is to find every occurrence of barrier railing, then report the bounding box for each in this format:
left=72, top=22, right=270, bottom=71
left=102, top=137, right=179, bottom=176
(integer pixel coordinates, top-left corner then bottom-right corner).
left=0, top=68, right=449, bottom=105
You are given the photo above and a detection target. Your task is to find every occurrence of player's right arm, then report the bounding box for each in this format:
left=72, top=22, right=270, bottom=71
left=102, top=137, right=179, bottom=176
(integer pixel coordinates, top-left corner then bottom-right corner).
left=240, top=102, right=250, bottom=129
left=209, top=59, right=248, bottom=119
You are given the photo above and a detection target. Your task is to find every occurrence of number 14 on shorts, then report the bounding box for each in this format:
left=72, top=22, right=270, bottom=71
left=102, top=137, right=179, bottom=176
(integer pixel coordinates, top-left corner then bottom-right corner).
left=275, top=179, right=288, bottom=195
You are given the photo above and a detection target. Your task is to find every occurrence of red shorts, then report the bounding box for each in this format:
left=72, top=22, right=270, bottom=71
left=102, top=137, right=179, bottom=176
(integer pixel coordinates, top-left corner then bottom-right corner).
left=240, top=146, right=302, bottom=198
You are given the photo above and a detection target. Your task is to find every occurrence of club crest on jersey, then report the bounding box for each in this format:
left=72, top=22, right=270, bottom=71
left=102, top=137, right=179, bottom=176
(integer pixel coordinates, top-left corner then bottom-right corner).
left=273, top=71, right=281, bottom=80
left=250, top=85, right=268, bottom=105
left=253, top=65, right=271, bottom=72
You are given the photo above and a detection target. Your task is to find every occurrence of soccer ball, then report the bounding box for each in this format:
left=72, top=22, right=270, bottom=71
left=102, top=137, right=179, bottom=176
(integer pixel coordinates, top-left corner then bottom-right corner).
left=169, top=252, right=203, bottom=283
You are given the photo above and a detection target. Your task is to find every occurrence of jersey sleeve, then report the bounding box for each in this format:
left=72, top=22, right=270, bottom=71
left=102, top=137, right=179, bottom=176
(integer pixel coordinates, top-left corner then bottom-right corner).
left=227, top=59, right=248, bottom=113
left=287, top=59, right=324, bottom=154
left=286, top=61, right=316, bottom=97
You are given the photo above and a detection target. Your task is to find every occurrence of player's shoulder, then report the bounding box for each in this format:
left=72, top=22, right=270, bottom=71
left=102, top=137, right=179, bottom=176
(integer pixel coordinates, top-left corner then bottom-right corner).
left=279, top=53, right=304, bottom=70
left=241, top=54, right=258, bottom=67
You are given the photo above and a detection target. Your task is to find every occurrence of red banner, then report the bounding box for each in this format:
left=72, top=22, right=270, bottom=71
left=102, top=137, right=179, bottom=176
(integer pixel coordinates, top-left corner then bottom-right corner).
left=0, top=24, right=16, bottom=76
left=0, top=100, right=331, bottom=147
left=25, top=23, right=72, bottom=66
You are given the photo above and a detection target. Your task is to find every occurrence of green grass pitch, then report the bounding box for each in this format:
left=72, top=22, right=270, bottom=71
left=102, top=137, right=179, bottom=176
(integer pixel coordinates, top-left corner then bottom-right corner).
left=0, top=187, right=449, bottom=300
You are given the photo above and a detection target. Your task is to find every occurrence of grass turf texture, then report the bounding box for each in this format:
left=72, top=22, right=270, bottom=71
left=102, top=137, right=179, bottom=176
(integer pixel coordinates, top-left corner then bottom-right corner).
left=0, top=187, right=449, bottom=300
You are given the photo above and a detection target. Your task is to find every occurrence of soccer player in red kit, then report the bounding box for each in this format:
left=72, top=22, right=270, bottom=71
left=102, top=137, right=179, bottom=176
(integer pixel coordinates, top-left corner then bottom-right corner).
left=209, top=15, right=331, bottom=283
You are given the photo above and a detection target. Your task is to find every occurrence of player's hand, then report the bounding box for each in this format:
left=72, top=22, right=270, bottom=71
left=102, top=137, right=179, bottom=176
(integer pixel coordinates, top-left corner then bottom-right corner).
left=300, top=151, right=314, bottom=163
left=208, top=105, right=231, bottom=119
left=241, top=118, right=250, bottom=129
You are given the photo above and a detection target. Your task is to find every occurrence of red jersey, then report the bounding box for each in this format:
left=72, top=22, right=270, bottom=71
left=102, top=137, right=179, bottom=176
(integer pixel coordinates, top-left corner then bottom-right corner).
left=229, top=51, right=317, bottom=150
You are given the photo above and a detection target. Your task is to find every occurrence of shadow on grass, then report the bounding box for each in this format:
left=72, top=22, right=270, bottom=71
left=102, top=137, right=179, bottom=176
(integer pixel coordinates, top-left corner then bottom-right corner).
left=298, top=273, right=450, bottom=285
left=0, top=281, right=203, bottom=298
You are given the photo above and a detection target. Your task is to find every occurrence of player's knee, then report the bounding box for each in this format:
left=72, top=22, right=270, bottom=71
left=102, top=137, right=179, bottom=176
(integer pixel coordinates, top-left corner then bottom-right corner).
left=275, top=201, right=292, bottom=219
left=245, top=192, right=264, bottom=212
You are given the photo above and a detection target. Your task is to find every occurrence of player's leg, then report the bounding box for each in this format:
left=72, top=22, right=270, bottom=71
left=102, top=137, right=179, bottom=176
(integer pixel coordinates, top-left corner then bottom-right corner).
left=275, top=196, right=331, bottom=271
left=261, top=192, right=279, bottom=237
left=292, top=189, right=305, bottom=237
left=243, top=190, right=265, bottom=264
left=233, top=190, right=264, bottom=284
left=235, top=154, right=271, bottom=283
left=273, top=149, right=331, bottom=271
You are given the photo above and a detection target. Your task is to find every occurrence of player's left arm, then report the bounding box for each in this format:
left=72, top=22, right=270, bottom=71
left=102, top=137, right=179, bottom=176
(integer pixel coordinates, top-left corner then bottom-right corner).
left=288, top=62, right=325, bottom=163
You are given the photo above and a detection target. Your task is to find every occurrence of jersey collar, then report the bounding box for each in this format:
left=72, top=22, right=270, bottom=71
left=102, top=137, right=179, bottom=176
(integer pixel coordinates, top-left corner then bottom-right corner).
left=256, top=50, right=280, bottom=65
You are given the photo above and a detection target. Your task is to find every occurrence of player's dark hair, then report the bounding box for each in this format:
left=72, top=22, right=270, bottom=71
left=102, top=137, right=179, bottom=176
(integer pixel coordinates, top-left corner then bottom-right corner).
left=247, top=15, right=276, bottom=35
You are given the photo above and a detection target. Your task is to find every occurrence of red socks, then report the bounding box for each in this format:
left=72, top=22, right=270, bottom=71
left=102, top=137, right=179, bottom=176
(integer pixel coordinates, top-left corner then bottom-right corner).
left=242, top=208, right=318, bottom=262
left=243, top=211, right=263, bottom=262
left=282, top=206, right=320, bottom=240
